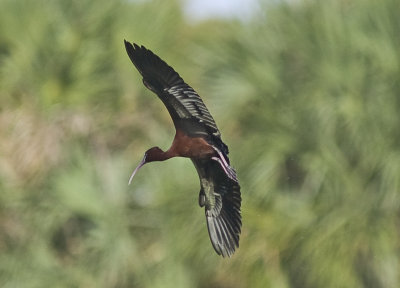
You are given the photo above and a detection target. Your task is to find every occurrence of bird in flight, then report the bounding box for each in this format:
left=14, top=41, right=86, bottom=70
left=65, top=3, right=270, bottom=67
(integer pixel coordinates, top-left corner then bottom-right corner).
left=124, top=40, right=241, bottom=257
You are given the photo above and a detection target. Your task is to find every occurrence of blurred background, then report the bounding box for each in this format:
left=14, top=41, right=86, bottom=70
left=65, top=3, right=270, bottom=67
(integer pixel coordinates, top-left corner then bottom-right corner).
left=0, top=0, right=399, bottom=287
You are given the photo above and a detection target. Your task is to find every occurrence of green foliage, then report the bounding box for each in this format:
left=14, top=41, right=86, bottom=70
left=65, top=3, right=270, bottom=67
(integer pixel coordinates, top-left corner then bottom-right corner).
left=1, top=0, right=400, bottom=287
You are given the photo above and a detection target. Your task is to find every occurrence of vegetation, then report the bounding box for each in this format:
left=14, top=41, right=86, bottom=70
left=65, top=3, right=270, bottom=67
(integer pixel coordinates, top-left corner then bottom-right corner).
left=1, top=0, right=399, bottom=287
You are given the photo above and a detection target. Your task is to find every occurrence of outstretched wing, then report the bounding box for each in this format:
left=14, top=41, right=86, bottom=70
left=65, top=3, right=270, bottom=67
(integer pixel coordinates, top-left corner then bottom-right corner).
left=124, top=40, right=228, bottom=154
left=192, top=158, right=242, bottom=257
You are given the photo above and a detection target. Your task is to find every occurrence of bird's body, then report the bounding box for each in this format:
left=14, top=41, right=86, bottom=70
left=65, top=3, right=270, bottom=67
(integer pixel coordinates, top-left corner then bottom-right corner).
left=169, top=129, right=216, bottom=159
left=124, top=40, right=241, bottom=257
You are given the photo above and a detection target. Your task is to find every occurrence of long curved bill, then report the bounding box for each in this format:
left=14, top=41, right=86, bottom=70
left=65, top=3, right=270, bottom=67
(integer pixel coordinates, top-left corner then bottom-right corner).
left=128, top=155, right=146, bottom=185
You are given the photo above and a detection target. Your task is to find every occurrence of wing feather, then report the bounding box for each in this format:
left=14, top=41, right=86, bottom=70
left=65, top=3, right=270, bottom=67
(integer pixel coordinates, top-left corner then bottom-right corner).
left=192, top=159, right=242, bottom=257
left=124, top=40, right=227, bottom=152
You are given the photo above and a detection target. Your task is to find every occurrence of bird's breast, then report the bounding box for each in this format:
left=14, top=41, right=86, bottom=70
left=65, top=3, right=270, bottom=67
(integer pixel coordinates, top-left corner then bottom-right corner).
left=171, top=130, right=215, bottom=159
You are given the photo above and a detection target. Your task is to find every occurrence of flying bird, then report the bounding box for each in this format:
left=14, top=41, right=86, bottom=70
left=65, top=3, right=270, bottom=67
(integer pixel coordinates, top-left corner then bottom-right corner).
left=124, top=40, right=241, bottom=257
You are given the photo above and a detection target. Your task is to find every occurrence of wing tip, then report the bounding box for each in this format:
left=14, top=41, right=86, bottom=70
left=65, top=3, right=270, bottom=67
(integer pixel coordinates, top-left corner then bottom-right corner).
left=124, top=39, right=184, bottom=89
left=206, top=212, right=241, bottom=258
left=124, top=40, right=145, bottom=59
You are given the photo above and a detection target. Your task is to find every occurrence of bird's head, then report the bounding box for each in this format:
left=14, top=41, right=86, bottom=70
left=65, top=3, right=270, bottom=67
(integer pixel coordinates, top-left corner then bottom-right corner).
left=128, top=147, right=164, bottom=185
left=143, top=146, right=165, bottom=163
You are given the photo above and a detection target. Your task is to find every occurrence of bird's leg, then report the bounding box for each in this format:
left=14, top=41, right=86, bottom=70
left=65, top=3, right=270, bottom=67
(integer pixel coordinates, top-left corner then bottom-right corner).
left=213, top=146, right=230, bottom=168
left=211, top=156, right=238, bottom=182
left=212, top=157, right=230, bottom=178
left=210, top=146, right=238, bottom=182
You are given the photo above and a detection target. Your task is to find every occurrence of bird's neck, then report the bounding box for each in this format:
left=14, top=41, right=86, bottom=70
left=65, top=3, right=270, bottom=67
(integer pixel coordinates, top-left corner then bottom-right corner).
left=150, top=147, right=177, bottom=162
left=164, top=146, right=180, bottom=160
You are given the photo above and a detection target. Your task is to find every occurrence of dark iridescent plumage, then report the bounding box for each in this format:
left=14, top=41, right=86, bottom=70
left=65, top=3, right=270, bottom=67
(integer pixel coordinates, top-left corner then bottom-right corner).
left=124, top=40, right=241, bottom=257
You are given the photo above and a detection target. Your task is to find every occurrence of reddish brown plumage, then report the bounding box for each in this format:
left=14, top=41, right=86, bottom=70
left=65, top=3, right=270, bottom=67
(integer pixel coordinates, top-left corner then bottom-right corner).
left=168, top=129, right=215, bottom=159
left=142, top=129, right=216, bottom=163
